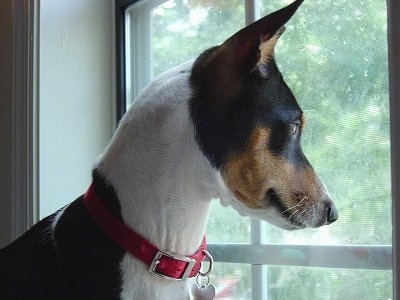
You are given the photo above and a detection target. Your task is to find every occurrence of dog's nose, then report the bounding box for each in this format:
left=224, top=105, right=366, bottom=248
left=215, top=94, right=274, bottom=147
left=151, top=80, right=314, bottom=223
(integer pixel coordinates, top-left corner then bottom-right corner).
left=326, top=203, right=338, bottom=224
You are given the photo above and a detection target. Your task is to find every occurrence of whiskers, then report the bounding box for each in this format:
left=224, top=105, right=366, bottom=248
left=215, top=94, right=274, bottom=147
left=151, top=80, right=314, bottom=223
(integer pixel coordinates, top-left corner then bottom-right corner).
left=281, top=196, right=307, bottom=214
left=281, top=196, right=313, bottom=227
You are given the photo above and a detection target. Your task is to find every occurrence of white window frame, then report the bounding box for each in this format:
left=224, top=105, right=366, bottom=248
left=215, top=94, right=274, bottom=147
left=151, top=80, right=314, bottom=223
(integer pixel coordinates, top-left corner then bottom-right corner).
left=115, top=0, right=399, bottom=298
left=388, top=0, right=400, bottom=297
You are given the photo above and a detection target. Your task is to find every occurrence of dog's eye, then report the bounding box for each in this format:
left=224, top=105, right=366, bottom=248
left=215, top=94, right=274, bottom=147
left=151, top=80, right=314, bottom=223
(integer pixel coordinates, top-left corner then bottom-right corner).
left=290, top=122, right=300, bottom=136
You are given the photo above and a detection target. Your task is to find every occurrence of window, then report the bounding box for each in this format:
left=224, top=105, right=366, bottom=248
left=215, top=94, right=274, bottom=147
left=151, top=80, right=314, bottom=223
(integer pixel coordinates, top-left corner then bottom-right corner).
left=116, top=0, right=394, bottom=298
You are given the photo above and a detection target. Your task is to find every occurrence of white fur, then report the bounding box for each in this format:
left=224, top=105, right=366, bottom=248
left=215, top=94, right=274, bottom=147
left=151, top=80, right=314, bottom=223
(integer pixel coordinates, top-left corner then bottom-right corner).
left=95, top=61, right=225, bottom=299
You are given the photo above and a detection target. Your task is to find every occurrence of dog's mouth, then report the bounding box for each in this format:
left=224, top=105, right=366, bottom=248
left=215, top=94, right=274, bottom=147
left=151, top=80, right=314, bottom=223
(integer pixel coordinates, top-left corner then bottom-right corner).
left=265, top=188, right=306, bottom=230
left=265, top=188, right=285, bottom=211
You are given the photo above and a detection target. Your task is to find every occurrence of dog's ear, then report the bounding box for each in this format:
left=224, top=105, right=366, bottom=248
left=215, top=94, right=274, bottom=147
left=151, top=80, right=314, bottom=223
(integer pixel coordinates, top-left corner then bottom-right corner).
left=220, top=0, right=303, bottom=73
left=191, top=0, right=303, bottom=101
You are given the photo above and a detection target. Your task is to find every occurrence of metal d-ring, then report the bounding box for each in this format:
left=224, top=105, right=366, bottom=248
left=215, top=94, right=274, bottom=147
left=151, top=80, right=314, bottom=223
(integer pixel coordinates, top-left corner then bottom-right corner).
left=199, top=250, right=214, bottom=276
left=196, top=273, right=210, bottom=288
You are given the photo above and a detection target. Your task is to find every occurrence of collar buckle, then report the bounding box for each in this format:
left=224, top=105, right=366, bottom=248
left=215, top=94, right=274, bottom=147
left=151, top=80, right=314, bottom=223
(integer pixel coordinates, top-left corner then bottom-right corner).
left=149, top=250, right=196, bottom=281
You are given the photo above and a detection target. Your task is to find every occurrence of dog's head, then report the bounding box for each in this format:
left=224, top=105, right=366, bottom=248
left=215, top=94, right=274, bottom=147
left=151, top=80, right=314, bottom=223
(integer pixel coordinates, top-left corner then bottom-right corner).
left=189, top=0, right=338, bottom=230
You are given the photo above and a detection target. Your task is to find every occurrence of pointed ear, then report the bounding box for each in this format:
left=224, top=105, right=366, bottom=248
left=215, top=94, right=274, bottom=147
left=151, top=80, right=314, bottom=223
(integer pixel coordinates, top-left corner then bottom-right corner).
left=258, top=26, right=286, bottom=64
left=220, top=0, right=303, bottom=71
left=190, top=0, right=303, bottom=101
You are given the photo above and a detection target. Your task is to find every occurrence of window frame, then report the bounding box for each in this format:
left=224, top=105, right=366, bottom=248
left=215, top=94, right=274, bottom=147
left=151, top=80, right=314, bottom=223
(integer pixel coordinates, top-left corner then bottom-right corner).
left=115, top=0, right=132, bottom=121
left=388, top=0, right=400, bottom=297
left=0, top=0, right=39, bottom=247
left=115, top=0, right=399, bottom=298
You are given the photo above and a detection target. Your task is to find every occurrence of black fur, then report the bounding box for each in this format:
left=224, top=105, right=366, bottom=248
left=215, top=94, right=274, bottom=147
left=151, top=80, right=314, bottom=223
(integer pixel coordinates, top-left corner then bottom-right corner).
left=0, top=171, right=124, bottom=299
left=189, top=0, right=306, bottom=171
left=190, top=56, right=307, bottom=169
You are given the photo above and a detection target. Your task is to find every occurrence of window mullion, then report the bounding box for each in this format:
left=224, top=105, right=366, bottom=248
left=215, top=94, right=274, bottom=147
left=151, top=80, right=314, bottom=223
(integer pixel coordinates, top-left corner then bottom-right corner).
left=125, top=3, right=152, bottom=104
left=245, top=0, right=260, bottom=26
left=388, top=0, right=400, bottom=298
left=246, top=1, right=265, bottom=299
left=208, top=244, right=392, bottom=270
left=251, top=219, right=268, bottom=300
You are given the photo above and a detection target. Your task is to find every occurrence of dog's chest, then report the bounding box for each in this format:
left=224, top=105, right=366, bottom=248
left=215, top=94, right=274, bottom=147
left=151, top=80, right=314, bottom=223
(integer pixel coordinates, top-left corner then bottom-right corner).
left=54, top=191, right=194, bottom=299
left=118, top=254, right=191, bottom=300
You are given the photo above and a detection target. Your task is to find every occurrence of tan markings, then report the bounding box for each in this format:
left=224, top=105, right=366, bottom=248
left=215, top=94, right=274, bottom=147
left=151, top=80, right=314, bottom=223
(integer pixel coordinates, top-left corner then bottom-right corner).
left=258, top=26, right=285, bottom=64
left=221, top=127, right=276, bottom=209
left=301, top=113, right=306, bottom=128
left=221, top=126, right=326, bottom=214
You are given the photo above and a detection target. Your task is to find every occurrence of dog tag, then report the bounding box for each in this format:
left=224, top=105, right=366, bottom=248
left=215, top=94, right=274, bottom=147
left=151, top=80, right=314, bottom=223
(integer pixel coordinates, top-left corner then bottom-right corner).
left=191, top=283, right=216, bottom=300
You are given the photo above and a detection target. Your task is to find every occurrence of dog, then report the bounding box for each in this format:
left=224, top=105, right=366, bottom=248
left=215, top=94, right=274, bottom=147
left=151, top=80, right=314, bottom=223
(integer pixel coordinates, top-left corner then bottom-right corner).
left=0, top=0, right=337, bottom=299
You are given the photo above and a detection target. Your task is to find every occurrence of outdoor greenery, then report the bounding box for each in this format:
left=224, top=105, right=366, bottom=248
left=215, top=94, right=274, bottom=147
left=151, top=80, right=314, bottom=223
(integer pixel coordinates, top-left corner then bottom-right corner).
left=146, top=0, right=391, bottom=298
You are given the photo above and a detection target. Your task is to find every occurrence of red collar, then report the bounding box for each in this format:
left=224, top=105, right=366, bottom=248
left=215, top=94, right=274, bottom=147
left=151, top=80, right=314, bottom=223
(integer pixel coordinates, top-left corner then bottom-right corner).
left=83, top=183, right=208, bottom=280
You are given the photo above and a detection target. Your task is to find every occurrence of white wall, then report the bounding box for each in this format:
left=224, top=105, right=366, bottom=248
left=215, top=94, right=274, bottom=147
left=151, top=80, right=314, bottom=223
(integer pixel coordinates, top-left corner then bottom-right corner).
left=39, top=0, right=115, bottom=217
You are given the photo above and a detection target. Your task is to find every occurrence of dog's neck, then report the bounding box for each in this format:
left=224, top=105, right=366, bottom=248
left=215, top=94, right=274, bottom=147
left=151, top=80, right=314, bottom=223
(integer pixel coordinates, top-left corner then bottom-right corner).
left=96, top=64, right=225, bottom=256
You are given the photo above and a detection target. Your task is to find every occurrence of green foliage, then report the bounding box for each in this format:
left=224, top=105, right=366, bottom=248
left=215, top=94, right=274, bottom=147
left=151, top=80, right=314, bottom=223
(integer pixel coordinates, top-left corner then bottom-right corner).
left=152, top=0, right=245, bottom=75
left=149, top=0, right=391, bottom=298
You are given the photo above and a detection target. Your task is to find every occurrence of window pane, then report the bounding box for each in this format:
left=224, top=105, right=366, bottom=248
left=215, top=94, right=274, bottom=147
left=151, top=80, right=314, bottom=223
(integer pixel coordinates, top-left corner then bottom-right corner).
left=211, top=263, right=251, bottom=300
left=260, top=0, right=391, bottom=246
left=151, top=0, right=245, bottom=76
left=267, top=266, right=392, bottom=300
left=259, top=0, right=392, bottom=298
left=207, top=201, right=250, bottom=244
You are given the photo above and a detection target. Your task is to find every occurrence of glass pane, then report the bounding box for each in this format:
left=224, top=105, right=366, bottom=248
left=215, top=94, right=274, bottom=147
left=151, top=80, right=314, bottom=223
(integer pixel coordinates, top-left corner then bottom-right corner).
left=210, top=263, right=251, bottom=300
left=259, top=0, right=391, bottom=246
left=207, top=201, right=250, bottom=244
left=260, top=0, right=392, bottom=298
left=151, top=0, right=245, bottom=76
left=266, top=266, right=392, bottom=300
